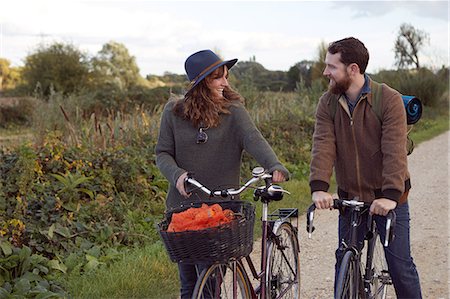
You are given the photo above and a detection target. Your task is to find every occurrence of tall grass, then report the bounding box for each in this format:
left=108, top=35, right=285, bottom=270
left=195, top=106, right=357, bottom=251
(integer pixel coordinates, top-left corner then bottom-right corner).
left=31, top=92, right=163, bottom=149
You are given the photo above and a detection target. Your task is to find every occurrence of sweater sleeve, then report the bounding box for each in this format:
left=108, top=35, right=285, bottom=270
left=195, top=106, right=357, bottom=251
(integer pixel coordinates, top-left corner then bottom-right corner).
left=309, top=93, right=337, bottom=193
left=155, top=102, right=186, bottom=186
left=233, top=103, right=290, bottom=180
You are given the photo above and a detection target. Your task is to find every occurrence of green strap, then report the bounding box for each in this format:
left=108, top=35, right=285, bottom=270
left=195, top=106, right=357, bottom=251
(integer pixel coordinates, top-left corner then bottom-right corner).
left=371, top=81, right=383, bottom=123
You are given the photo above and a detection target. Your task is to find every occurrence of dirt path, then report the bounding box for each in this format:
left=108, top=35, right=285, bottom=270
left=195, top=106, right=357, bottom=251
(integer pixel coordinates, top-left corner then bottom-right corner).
left=297, top=131, right=449, bottom=298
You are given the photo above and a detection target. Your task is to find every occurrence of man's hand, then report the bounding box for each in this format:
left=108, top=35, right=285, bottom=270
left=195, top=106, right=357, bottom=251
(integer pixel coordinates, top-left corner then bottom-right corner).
left=176, top=172, right=190, bottom=198
left=312, top=191, right=333, bottom=209
left=370, top=198, right=397, bottom=216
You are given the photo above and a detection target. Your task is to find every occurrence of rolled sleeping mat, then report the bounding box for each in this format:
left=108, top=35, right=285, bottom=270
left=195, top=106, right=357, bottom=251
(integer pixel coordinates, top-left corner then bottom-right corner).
left=402, top=95, right=422, bottom=125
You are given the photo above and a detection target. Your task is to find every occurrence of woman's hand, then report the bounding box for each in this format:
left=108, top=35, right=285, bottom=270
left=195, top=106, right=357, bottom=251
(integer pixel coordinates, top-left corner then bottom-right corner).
left=272, top=170, right=286, bottom=183
left=176, top=172, right=190, bottom=198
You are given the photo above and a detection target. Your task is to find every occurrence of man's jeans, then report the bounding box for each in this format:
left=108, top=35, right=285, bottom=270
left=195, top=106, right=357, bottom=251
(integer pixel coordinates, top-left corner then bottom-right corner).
left=336, top=203, right=422, bottom=299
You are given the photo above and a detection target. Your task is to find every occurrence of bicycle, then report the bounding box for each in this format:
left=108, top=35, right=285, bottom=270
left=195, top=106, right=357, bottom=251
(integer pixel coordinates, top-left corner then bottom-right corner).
left=306, top=198, right=396, bottom=299
left=161, top=166, right=300, bottom=299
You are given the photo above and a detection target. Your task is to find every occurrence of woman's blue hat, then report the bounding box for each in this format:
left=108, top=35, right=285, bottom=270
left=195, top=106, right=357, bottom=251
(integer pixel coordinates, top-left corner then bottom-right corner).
left=184, top=49, right=238, bottom=94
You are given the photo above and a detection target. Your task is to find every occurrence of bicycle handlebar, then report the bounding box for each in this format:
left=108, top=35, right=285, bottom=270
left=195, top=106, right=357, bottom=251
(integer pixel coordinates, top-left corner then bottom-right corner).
left=184, top=166, right=290, bottom=201
left=306, top=198, right=396, bottom=247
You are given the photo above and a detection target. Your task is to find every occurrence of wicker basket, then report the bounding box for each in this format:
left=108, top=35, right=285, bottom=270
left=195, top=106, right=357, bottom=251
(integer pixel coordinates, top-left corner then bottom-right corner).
left=158, top=200, right=255, bottom=264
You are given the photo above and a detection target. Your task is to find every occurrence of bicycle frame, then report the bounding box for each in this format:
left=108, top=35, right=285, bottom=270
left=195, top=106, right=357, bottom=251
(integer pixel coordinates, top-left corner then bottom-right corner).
left=187, top=168, right=299, bottom=299
left=339, top=201, right=366, bottom=297
left=306, top=198, right=395, bottom=299
left=243, top=203, right=299, bottom=299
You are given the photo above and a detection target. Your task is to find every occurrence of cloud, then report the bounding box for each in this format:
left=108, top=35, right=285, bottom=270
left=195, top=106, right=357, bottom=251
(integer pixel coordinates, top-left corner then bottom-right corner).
left=333, top=1, right=448, bottom=21
left=1, top=0, right=448, bottom=75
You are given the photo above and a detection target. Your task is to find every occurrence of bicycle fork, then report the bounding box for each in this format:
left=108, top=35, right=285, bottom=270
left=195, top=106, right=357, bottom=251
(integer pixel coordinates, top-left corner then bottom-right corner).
left=260, top=202, right=269, bottom=297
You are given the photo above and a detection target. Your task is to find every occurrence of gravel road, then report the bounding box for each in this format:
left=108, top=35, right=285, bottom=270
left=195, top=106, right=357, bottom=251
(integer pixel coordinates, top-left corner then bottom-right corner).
left=298, top=131, right=449, bottom=298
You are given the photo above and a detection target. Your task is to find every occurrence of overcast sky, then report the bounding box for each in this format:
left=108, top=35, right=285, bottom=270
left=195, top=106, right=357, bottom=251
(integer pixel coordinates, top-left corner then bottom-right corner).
left=1, top=0, right=448, bottom=76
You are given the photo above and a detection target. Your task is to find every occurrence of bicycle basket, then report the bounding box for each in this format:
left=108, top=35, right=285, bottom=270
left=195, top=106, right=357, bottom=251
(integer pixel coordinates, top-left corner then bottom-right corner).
left=157, top=200, right=255, bottom=264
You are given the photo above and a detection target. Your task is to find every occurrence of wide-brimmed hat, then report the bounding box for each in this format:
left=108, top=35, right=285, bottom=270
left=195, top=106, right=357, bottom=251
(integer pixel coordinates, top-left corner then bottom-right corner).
left=184, top=49, right=238, bottom=94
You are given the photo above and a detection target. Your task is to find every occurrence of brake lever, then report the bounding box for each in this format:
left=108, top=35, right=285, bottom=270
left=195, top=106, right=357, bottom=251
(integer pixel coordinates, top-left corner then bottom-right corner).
left=384, top=210, right=396, bottom=247
left=267, top=185, right=291, bottom=195
left=306, top=204, right=316, bottom=238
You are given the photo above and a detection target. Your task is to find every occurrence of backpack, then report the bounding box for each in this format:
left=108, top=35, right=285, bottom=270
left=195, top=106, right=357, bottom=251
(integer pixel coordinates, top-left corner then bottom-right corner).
left=329, top=81, right=416, bottom=155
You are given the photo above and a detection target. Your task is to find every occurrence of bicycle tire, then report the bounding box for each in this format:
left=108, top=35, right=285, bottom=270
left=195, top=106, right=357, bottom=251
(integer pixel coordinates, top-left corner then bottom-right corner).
left=266, top=222, right=300, bottom=299
left=367, top=232, right=391, bottom=299
left=192, top=261, right=252, bottom=299
left=335, top=250, right=360, bottom=299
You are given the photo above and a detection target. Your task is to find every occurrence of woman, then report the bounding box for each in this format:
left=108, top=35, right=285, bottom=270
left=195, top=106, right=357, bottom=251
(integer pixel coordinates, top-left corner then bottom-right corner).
left=155, top=49, right=289, bottom=298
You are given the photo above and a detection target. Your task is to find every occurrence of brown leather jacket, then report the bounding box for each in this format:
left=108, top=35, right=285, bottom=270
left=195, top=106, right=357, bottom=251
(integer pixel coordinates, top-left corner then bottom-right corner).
left=309, top=79, right=410, bottom=203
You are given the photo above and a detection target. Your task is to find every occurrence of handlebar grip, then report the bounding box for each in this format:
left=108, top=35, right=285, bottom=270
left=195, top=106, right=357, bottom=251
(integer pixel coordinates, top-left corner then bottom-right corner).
left=332, top=198, right=343, bottom=209
left=183, top=173, right=192, bottom=193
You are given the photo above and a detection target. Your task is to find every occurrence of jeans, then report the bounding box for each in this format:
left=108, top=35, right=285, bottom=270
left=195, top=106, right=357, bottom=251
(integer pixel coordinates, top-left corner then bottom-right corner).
left=335, top=203, right=422, bottom=299
left=178, top=263, right=210, bottom=299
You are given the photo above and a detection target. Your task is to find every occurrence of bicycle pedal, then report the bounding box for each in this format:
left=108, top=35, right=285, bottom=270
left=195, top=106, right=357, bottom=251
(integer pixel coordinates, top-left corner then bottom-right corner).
left=380, top=270, right=392, bottom=284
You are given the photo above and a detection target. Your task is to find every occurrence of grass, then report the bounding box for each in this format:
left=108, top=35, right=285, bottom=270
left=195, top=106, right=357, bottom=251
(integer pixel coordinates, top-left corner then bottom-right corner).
left=66, top=242, right=179, bottom=299
left=409, top=112, right=449, bottom=145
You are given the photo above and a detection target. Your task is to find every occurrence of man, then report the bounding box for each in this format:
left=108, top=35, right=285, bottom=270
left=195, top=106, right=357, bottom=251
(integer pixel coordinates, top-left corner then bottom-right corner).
left=309, top=37, right=422, bottom=298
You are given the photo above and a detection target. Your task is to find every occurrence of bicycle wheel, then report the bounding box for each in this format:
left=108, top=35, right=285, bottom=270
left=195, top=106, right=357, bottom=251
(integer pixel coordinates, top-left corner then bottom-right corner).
left=266, top=222, right=300, bottom=299
left=335, top=250, right=360, bottom=299
left=367, top=233, right=391, bottom=299
left=192, top=261, right=252, bottom=299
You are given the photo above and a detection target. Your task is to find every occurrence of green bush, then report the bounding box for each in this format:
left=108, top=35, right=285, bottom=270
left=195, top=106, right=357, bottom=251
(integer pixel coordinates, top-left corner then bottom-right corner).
left=372, top=68, right=448, bottom=107
left=0, top=97, right=37, bottom=128
left=0, top=128, right=167, bottom=296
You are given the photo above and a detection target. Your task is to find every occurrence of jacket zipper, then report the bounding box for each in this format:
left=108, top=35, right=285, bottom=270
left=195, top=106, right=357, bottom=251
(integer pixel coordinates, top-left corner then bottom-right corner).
left=339, top=97, right=363, bottom=198
left=350, top=117, right=363, bottom=198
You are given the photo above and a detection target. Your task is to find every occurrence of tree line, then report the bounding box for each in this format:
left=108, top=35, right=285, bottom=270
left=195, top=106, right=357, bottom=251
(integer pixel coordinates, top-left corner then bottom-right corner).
left=0, top=23, right=441, bottom=105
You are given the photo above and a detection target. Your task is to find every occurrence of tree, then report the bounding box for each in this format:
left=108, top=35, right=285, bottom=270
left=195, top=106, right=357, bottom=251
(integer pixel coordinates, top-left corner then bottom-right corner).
left=287, top=60, right=314, bottom=90
left=22, top=42, right=90, bottom=96
left=0, top=58, right=10, bottom=92
left=0, top=59, right=22, bottom=92
left=310, top=41, right=329, bottom=90
left=232, top=60, right=288, bottom=91
left=90, top=41, right=144, bottom=90
left=394, top=23, right=429, bottom=70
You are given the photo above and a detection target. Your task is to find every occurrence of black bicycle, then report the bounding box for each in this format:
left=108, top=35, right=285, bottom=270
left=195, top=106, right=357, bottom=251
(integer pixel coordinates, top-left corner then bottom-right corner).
left=306, top=198, right=396, bottom=299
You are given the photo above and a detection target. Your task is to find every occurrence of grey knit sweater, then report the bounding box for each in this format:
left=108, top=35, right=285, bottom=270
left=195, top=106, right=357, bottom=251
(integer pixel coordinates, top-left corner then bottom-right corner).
left=155, top=100, right=289, bottom=210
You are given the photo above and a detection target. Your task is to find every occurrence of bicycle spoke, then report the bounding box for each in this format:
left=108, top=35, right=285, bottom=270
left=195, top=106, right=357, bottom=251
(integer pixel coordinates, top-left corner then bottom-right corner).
left=192, top=262, right=251, bottom=299
left=267, top=222, right=300, bottom=299
left=363, top=232, right=392, bottom=299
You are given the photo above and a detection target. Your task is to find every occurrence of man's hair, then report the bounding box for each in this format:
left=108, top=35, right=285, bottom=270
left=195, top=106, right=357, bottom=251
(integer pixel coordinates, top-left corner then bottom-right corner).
left=328, top=37, right=369, bottom=74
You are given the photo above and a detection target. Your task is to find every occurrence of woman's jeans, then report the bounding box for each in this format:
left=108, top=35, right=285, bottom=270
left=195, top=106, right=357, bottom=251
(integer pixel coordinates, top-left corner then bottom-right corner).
left=178, top=263, right=210, bottom=299
left=335, top=202, right=422, bottom=299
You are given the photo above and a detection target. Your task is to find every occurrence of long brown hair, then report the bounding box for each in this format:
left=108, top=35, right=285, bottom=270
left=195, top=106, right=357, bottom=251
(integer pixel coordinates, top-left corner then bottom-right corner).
left=173, top=65, right=243, bottom=128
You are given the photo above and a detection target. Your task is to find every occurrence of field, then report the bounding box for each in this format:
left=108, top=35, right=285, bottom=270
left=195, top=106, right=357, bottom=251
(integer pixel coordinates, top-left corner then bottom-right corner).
left=0, top=74, right=448, bottom=297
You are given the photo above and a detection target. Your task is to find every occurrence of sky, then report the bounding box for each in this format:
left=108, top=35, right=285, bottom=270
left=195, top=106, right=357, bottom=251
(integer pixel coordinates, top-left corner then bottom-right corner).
left=1, top=0, right=449, bottom=76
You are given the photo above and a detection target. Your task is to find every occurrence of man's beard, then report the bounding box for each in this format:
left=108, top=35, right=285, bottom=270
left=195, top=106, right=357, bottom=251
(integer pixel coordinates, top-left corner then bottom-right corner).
left=329, top=75, right=351, bottom=95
